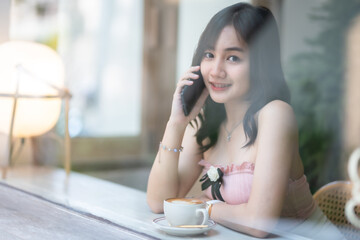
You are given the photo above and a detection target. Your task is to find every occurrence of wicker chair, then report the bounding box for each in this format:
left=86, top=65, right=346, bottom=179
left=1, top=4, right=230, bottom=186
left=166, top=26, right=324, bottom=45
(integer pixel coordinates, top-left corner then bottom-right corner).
left=314, top=181, right=360, bottom=240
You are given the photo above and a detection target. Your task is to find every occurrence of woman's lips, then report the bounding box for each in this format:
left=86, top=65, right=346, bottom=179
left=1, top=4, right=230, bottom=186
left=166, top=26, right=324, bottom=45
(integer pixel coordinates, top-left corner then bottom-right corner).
left=210, top=82, right=232, bottom=91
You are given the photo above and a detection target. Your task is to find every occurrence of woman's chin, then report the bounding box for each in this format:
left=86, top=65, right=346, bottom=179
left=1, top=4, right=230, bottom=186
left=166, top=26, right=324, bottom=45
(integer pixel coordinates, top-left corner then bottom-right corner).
left=209, top=95, right=227, bottom=104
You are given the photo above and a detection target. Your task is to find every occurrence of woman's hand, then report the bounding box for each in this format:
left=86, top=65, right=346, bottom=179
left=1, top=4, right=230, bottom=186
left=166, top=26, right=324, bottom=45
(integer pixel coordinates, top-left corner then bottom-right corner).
left=169, top=66, right=209, bottom=128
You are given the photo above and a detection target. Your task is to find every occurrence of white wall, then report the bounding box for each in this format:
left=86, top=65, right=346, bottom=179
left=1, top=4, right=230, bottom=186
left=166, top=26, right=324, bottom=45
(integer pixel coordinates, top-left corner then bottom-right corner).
left=176, top=0, right=250, bottom=80
left=0, top=0, right=11, bottom=43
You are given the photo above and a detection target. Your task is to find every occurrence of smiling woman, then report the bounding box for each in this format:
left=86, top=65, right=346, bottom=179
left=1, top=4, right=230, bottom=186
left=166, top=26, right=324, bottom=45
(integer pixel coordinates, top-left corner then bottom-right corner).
left=200, top=26, right=250, bottom=104
left=146, top=2, right=346, bottom=239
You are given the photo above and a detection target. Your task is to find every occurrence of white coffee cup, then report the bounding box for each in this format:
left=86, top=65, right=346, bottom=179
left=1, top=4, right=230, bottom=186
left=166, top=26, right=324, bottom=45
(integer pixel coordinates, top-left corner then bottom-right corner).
left=164, top=198, right=209, bottom=227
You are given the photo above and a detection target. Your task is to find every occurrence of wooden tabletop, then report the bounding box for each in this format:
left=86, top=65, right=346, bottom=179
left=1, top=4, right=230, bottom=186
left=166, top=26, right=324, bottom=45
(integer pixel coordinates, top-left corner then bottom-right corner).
left=0, top=182, right=156, bottom=240
left=0, top=166, right=304, bottom=240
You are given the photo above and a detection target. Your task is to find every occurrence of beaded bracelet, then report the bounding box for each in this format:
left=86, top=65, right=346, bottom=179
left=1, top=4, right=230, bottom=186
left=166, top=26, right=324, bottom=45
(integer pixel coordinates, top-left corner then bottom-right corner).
left=159, top=142, right=183, bottom=153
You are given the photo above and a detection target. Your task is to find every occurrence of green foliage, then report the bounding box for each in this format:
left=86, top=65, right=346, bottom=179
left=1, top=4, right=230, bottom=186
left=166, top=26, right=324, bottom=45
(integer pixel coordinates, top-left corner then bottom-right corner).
left=286, top=0, right=360, bottom=192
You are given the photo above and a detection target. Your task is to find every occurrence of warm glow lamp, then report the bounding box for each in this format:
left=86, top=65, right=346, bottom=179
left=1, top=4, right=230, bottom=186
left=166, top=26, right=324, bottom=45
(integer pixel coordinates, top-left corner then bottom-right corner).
left=0, top=40, right=71, bottom=179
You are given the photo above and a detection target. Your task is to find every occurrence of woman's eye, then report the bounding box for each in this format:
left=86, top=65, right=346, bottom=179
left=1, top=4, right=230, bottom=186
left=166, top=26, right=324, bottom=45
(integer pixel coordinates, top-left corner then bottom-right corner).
left=204, top=52, right=214, bottom=59
left=228, top=56, right=241, bottom=62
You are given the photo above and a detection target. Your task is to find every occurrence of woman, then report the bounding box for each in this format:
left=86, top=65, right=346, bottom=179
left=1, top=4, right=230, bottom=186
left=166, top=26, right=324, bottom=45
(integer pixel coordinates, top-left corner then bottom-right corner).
left=147, top=3, right=344, bottom=239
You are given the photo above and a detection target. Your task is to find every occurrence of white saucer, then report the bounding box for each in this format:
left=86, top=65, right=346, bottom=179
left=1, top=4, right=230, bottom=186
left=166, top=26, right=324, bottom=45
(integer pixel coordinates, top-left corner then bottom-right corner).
left=152, top=216, right=216, bottom=236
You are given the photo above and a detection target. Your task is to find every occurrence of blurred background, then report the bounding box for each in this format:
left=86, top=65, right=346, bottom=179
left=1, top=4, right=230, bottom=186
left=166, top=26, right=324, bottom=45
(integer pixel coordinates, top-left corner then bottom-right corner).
left=0, top=0, right=359, bottom=193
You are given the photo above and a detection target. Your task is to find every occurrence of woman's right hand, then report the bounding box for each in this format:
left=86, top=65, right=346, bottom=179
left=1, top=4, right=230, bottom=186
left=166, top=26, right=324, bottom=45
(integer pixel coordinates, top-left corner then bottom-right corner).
left=169, top=66, right=209, bottom=128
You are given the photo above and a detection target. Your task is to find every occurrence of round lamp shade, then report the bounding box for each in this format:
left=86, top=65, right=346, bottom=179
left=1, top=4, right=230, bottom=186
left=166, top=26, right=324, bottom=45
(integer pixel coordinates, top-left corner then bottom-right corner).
left=0, top=41, right=64, bottom=137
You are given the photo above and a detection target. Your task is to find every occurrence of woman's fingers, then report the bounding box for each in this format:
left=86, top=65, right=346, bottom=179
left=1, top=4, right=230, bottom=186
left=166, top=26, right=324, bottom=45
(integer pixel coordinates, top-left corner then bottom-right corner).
left=181, top=72, right=199, bottom=81
left=171, top=66, right=203, bottom=120
left=175, top=79, right=193, bottom=95
left=175, top=67, right=200, bottom=95
left=178, top=66, right=200, bottom=83
left=188, top=65, right=200, bottom=73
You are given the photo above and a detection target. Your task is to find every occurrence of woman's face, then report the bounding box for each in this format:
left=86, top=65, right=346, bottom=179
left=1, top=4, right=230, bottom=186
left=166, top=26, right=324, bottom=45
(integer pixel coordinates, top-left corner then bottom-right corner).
left=200, top=25, right=250, bottom=105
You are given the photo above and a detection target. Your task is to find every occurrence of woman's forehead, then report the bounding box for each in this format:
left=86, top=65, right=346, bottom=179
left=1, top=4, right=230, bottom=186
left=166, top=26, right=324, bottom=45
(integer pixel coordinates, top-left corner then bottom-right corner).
left=211, top=25, right=247, bottom=50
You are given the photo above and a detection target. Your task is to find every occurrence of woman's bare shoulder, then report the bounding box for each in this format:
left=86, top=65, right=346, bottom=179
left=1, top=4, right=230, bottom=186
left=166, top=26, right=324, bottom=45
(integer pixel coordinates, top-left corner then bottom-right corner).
left=258, top=100, right=297, bottom=132
left=259, top=100, right=293, bottom=114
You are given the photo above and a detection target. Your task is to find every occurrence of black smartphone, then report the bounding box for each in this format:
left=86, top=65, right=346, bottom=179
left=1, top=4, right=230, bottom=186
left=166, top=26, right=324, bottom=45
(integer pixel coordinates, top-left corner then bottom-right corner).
left=180, top=70, right=205, bottom=116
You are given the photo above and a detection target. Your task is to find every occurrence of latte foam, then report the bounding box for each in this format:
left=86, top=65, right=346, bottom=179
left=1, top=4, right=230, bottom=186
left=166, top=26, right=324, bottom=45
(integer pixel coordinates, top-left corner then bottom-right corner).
left=167, top=198, right=203, bottom=205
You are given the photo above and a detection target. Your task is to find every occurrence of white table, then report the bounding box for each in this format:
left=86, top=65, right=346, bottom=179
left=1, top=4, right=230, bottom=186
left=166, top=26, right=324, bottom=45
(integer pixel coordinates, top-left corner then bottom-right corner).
left=0, top=166, right=310, bottom=240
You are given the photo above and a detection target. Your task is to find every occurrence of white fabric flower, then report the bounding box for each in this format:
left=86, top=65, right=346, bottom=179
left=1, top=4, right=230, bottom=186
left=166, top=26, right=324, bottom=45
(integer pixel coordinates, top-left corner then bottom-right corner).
left=207, top=166, right=220, bottom=182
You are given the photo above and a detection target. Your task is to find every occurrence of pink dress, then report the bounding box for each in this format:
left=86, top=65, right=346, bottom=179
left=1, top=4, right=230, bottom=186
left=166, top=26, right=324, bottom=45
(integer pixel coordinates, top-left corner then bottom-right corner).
left=199, top=159, right=346, bottom=239
left=198, top=159, right=316, bottom=219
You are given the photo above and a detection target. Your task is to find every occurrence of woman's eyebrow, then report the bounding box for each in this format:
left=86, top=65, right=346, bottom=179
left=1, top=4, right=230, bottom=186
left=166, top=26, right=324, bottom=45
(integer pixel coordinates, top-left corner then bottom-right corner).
left=225, top=47, right=244, bottom=52
left=205, top=46, right=245, bottom=52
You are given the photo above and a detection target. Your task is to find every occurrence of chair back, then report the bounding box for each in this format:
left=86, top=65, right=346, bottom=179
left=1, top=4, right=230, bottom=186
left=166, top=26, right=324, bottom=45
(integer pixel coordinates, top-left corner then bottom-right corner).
left=314, top=181, right=360, bottom=240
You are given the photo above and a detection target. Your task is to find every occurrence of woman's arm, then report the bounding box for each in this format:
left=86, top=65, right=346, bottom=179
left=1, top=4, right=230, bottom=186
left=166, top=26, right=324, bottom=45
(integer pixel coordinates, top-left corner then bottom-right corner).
left=210, top=100, right=298, bottom=238
left=147, top=123, right=203, bottom=213
left=146, top=66, right=209, bottom=213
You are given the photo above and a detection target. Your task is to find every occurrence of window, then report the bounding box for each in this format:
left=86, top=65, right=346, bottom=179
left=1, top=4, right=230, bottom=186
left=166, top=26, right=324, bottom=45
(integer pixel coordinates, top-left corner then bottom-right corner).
left=58, top=0, right=144, bottom=137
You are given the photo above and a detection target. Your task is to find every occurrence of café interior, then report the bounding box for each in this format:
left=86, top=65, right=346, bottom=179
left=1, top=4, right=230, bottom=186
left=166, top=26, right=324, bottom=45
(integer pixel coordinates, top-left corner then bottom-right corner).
left=0, top=0, right=359, bottom=239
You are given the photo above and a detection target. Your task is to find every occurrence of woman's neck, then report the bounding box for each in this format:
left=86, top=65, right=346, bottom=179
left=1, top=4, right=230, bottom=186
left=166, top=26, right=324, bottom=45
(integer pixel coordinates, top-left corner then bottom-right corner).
left=224, top=100, right=249, bottom=127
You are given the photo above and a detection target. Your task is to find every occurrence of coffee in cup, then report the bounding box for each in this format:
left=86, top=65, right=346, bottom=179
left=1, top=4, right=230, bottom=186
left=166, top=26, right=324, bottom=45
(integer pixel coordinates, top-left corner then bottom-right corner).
left=164, top=198, right=209, bottom=227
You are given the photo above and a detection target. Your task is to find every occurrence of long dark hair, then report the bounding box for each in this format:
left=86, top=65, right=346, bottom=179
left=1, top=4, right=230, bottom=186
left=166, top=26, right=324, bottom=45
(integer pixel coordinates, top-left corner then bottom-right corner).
left=193, top=3, right=290, bottom=152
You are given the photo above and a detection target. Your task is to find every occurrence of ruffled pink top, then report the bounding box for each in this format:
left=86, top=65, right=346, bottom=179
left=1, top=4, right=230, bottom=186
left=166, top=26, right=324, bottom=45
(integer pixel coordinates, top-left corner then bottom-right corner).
left=198, top=159, right=316, bottom=219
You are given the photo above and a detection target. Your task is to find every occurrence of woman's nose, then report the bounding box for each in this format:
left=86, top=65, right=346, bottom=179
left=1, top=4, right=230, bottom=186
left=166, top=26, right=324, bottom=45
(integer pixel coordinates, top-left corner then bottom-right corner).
left=209, top=60, right=226, bottom=79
